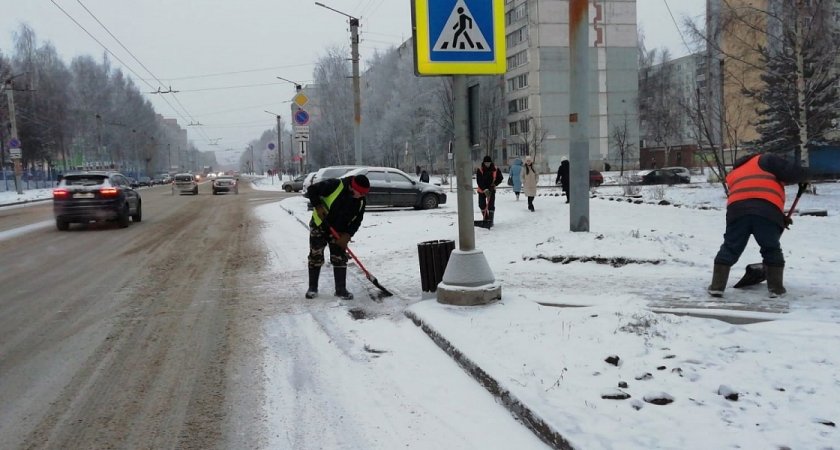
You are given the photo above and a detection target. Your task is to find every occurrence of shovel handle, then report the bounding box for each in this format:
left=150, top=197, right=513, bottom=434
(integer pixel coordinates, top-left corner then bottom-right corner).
left=327, top=226, right=371, bottom=278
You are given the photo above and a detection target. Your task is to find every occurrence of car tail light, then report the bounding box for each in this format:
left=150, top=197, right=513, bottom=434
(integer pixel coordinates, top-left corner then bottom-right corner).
left=53, top=188, right=70, bottom=199
left=99, top=187, right=120, bottom=197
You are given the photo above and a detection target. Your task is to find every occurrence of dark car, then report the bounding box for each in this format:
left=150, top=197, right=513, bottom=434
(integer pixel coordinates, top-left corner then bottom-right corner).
left=282, top=174, right=308, bottom=192
left=345, top=166, right=447, bottom=209
left=640, top=169, right=690, bottom=185
left=52, top=171, right=142, bottom=230
left=212, top=176, right=239, bottom=195
left=137, top=176, right=152, bottom=187
left=589, top=170, right=604, bottom=187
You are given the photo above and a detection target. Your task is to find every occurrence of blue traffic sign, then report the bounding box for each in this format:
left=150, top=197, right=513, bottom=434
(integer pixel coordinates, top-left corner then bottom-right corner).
left=293, top=109, right=310, bottom=126
left=412, top=0, right=505, bottom=75
left=9, top=138, right=21, bottom=149
left=268, top=142, right=275, bottom=150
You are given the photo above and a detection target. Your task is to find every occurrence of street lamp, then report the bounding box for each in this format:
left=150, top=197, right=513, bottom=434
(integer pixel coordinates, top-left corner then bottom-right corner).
left=314, top=1, right=362, bottom=165
left=276, top=76, right=302, bottom=92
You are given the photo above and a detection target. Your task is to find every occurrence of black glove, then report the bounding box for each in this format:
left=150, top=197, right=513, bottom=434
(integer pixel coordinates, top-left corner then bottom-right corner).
left=784, top=216, right=793, bottom=229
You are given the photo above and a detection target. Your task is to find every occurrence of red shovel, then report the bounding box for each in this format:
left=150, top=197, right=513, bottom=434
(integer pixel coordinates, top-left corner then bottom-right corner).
left=328, top=226, right=393, bottom=297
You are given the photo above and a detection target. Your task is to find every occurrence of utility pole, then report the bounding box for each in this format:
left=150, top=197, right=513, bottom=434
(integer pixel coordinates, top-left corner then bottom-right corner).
left=315, top=2, right=362, bottom=164
left=569, top=0, right=590, bottom=232
left=276, top=115, right=283, bottom=178
left=5, top=78, right=23, bottom=194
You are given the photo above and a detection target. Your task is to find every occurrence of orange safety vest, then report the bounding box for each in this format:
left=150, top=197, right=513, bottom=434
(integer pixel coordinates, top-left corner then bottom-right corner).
left=476, top=167, right=498, bottom=194
left=726, top=155, right=785, bottom=211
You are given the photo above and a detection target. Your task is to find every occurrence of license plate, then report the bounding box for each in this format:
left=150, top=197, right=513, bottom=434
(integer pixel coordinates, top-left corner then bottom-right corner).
left=73, top=193, right=95, bottom=199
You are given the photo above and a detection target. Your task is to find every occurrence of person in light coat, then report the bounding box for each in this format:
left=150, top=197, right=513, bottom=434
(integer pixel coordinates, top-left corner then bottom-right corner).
left=521, top=156, right=539, bottom=211
left=509, top=158, right=523, bottom=200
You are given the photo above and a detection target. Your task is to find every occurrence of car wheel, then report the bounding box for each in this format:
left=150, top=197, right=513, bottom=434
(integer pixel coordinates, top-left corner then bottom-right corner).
left=56, top=218, right=69, bottom=231
left=118, top=204, right=130, bottom=228
left=420, top=194, right=439, bottom=210
left=132, top=201, right=142, bottom=222
left=284, top=185, right=293, bottom=192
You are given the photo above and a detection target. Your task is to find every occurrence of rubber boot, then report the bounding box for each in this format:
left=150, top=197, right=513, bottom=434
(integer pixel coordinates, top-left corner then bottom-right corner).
left=334, top=267, right=354, bottom=300
left=707, top=264, right=730, bottom=297
left=487, top=211, right=494, bottom=228
left=767, top=265, right=786, bottom=298
left=305, top=267, right=320, bottom=299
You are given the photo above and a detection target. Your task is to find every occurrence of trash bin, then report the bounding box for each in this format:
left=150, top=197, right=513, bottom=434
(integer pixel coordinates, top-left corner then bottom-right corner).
left=417, top=240, right=455, bottom=292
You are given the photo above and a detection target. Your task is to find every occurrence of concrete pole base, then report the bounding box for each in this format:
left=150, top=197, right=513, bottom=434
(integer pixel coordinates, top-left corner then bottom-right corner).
left=436, top=249, right=502, bottom=306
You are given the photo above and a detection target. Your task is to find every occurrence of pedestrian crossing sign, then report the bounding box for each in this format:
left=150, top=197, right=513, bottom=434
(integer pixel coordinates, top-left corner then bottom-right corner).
left=412, top=0, right=506, bottom=75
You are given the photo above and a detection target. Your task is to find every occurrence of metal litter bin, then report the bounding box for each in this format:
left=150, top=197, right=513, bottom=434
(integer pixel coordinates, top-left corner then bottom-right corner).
left=417, top=240, right=455, bottom=292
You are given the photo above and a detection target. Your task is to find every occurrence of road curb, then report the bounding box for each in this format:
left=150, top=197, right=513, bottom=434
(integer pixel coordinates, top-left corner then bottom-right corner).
left=0, top=197, right=51, bottom=208
left=404, top=309, right=574, bottom=450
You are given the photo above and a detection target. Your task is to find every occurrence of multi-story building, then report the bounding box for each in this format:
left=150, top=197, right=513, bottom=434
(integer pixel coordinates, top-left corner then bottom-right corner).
left=502, top=0, right=639, bottom=171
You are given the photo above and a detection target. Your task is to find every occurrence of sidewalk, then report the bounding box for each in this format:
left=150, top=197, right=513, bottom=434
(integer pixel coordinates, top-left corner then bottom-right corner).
left=270, top=179, right=840, bottom=449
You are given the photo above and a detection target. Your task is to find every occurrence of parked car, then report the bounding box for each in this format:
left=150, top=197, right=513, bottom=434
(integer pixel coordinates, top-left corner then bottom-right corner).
left=212, top=176, right=239, bottom=195
left=344, top=166, right=447, bottom=209
left=640, top=169, right=690, bottom=185
left=282, top=174, right=308, bottom=192
left=52, top=171, right=142, bottom=230
left=589, top=170, right=604, bottom=187
left=663, top=166, right=691, bottom=181
left=172, top=173, right=199, bottom=195
left=301, top=171, right=318, bottom=193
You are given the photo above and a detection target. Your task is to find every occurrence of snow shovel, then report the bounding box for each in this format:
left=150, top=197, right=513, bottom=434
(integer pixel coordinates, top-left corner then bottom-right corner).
left=474, top=189, right=493, bottom=229
left=733, top=182, right=808, bottom=288
left=328, top=226, right=393, bottom=297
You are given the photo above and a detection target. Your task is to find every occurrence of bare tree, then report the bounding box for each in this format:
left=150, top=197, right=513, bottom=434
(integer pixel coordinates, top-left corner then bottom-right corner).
left=611, top=113, right=635, bottom=176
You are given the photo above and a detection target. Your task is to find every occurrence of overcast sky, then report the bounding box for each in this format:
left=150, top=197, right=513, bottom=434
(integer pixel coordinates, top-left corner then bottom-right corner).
left=0, top=0, right=704, bottom=157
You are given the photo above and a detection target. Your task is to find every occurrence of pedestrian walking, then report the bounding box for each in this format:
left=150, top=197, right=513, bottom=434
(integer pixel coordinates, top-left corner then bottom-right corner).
left=304, top=174, right=370, bottom=300
left=509, top=157, right=523, bottom=200
left=707, top=153, right=807, bottom=298
left=419, top=169, right=430, bottom=183
left=521, top=156, right=538, bottom=211
left=555, top=158, right=570, bottom=203
left=476, top=155, right=503, bottom=227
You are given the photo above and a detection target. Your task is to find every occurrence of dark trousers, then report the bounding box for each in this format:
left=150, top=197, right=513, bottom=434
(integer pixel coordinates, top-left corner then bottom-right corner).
left=478, top=191, right=496, bottom=218
left=308, top=223, right=348, bottom=269
left=714, top=215, right=784, bottom=267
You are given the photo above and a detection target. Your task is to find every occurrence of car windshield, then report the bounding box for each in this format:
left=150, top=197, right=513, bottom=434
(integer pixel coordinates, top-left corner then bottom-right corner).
left=64, top=175, right=108, bottom=186
left=175, top=176, right=193, bottom=182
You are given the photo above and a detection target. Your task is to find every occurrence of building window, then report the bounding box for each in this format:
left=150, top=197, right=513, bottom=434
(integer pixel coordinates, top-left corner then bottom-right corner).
left=506, top=50, right=528, bottom=70
left=507, top=73, right=529, bottom=92
left=506, top=25, right=528, bottom=48
left=509, top=121, right=519, bottom=136
left=506, top=3, right=527, bottom=25
left=520, top=118, right=530, bottom=133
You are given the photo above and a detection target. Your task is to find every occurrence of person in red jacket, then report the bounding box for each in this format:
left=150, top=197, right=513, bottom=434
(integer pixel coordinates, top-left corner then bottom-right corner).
left=476, top=155, right=504, bottom=226
left=708, top=153, right=807, bottom=298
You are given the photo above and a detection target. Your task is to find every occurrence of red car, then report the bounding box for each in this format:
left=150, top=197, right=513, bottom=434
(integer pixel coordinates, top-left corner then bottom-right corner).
left=589, top=170, right=604, bottom=187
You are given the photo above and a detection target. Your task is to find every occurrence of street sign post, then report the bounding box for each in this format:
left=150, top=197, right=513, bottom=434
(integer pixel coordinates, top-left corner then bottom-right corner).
left=411, top=0, right=506, bottom=75
left=293, top=109, right=310, bottom=126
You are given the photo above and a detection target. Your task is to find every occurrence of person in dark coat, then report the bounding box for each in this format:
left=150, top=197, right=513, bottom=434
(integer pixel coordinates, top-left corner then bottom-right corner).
left=509, top=157, right=523, bottom=200
left=555, top=158, right=570, bottom=203
left=708, top=153, right=807, bottom=298
left=419, top=169, right=430, bottom=183
left=304, top=174, right=370, bottom=300
left=476, top=155, right=503, bottom=225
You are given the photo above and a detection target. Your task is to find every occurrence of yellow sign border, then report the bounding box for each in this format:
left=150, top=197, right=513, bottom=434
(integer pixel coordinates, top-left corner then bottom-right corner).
left=412, top=0, right=506, bottom=75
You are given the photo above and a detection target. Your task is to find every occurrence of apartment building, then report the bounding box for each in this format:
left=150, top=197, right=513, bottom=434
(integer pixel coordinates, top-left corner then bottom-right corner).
left=502, top=0, right=639, bottom=171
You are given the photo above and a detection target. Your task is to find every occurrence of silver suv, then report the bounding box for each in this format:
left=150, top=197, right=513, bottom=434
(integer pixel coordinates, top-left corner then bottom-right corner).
left=172, top=173, right=198, bottom=195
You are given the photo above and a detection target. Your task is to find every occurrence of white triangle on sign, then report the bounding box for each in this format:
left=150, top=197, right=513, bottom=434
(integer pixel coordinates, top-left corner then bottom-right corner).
left=432, top=0, right=491, bottom=52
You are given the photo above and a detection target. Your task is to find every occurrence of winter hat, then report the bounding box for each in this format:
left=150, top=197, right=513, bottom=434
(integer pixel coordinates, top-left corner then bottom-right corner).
left=525, top=156, right=532, bottom=163
left=561, top=156, right=568, bottom=162
left=482, top=155, right=492, bottom=163
left=350, top=175, right=370, bottom=195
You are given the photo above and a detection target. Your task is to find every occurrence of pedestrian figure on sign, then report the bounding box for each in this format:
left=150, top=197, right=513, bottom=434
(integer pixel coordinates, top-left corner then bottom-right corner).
left=304, top=174, right=370, bottom=300
left=707, top=153, right=807, bottom=298
left=476, top=155, right=503, bottom=227
left=453, top=7, right=475, bottom=50
left=522, top=156, right=538, bottom=211
left=509, top=157, right=523, bottom=200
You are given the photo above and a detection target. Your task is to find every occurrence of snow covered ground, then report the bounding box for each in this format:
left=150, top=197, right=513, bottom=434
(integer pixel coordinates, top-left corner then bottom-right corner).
left=253, top=174, right=840, bottom=449
left=3, top=174, right=838, bottom=448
